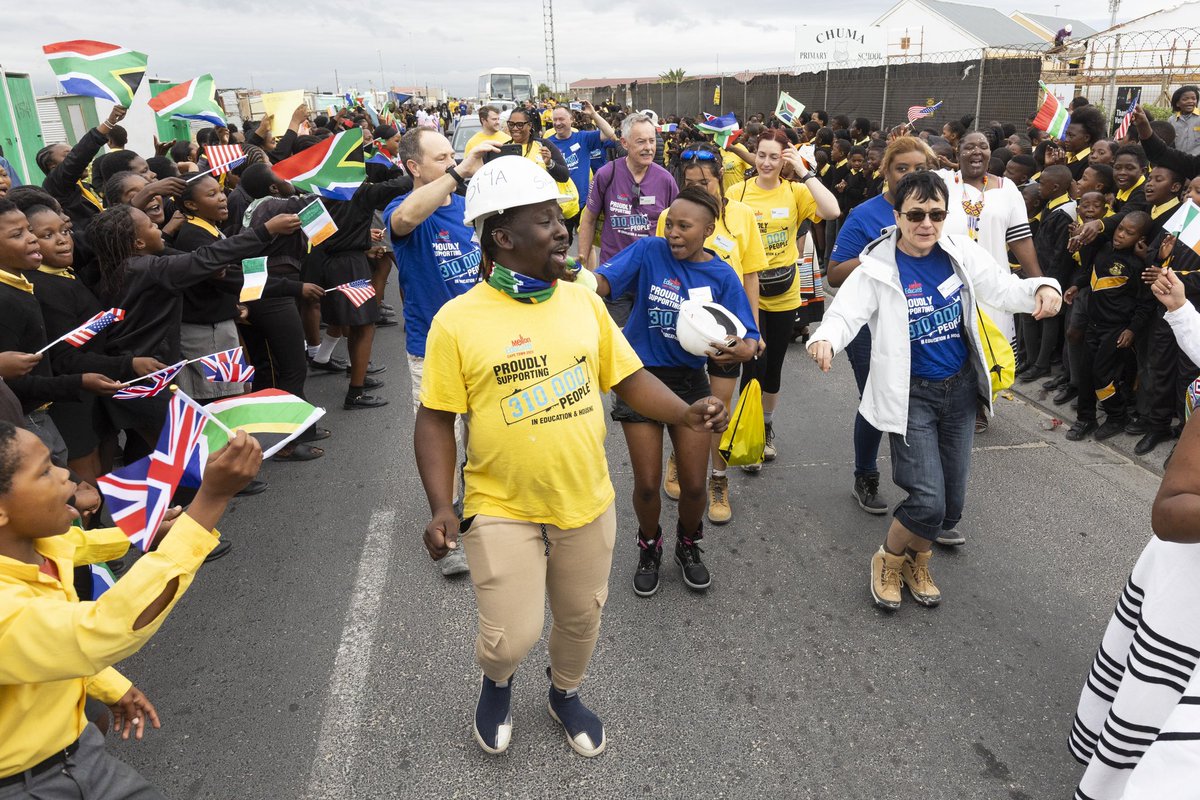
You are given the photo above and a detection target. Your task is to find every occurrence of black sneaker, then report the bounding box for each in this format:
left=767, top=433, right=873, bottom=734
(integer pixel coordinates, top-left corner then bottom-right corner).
left=1065, top=419, right=1097, bottom=441
left=853, top=473, right=888, bottom=515
left=1095, top=418, right=1126, bottom=441
left=633, top=528, right=662, bottom=597
left=675, top=522, right=711, bottom=591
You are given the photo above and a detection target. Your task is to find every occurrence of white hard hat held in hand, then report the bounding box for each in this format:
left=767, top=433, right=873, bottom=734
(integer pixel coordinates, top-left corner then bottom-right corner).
left=462, top=155, right=573, bottom=232
left=676, top=299, right=748, bottom=357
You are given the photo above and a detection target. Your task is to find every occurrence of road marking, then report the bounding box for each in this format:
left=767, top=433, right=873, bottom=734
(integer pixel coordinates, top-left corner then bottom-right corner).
left=302, top=505, right=395, bottom=799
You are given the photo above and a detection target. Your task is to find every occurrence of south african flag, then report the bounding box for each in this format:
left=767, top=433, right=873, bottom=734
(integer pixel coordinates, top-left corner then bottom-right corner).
left=43, top=40, right=147, bottom=106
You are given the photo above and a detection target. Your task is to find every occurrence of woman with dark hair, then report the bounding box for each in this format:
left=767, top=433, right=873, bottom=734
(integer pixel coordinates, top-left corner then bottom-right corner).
left=1169, top=84, right=1200, bottom=155
left=941, top=115, right=975, bottom=156
left=808, top=170, right=1061, bottom=610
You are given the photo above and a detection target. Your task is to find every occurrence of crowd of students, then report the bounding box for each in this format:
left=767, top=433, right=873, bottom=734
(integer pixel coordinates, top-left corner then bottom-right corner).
left=2, top=81, right=1200, bottom=796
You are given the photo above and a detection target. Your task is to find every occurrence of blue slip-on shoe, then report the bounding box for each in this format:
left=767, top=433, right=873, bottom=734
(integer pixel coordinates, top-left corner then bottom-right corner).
left=547, top=671, right=606, bottom=757
left=473, top=673, right=512, bottom=754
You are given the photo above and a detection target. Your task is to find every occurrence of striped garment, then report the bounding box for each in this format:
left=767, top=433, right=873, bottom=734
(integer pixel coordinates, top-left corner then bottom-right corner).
left=1071, top=536, right=1200, bottom=798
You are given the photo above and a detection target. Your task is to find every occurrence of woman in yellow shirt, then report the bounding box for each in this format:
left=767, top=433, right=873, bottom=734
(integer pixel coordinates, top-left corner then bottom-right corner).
left=655, top=143, right=766, bottom=524
left=726, top=128, right=839, bottom=466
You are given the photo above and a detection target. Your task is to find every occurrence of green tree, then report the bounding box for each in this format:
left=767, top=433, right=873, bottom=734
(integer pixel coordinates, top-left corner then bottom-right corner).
left=659, top=68, right=687, bottom=84
left=537, top=83, right=552, bottom=99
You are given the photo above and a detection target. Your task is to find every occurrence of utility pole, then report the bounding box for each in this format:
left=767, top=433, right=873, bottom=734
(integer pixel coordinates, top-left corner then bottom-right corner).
left=378, top=50, right=387, bottom=97
left=1108, top=0, right=1120, bottom=28
left=543, top=0, right=559, bottom=95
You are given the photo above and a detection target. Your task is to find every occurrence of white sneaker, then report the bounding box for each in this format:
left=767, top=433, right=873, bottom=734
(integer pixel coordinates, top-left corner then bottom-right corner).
left=440, top=547, right=470, bottom=576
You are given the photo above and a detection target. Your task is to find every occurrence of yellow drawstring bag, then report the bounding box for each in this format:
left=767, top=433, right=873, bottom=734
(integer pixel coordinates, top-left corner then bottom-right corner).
left=976, top=305, right=1015, bottom=398
left=719, top=378, right=765, bottom=466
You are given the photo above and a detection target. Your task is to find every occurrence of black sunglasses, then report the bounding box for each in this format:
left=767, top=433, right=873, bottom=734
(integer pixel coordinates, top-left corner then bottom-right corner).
left=901, top=209, right=948, bottom=222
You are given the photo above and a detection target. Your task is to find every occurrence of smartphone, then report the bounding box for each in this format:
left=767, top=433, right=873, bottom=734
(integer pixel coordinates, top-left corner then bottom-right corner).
left=483, top=143, right=524, bottom=163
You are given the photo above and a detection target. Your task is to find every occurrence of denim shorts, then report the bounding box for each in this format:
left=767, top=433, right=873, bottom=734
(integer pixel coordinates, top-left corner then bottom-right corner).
left=611, top=365, right=711, bottom=424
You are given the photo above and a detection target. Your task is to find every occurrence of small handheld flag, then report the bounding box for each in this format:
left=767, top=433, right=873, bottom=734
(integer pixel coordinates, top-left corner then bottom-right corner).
left=90, top=563, right=117, bottom=599
left=773, top=92, right=805, bottom=128
left=204, top=144, right=245, bottom=177
left=1163, top=199, right=1200, bottom=257
left=198, top=347, right=256, bottom=383
left=298, top=198, right=338, bottom=246
left=1033, top=82, right=1070, bottom=140
left=113, top=360, right=186, bottom=400
left=42, top=40, right=147, bottom=106
left=199, top=389, right=326, bottom=459
left=240, top=257, right=268, bottom=302
left=272, top=129, right=366, bottom=201
left=331, top=279, right=376, bottom=308
left=1114, top=92, right=1140, bottom=140
left=696, top=112, right=740, bottom=148
left=907, top=101, right=943, bottom=124
left=37, top=308, right=125, bottom=354
left=148, top=74, right=226, bottom=127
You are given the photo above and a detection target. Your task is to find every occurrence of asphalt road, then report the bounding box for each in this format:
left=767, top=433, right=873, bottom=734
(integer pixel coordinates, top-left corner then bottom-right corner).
left=113, top=301, right=1164, bottom=800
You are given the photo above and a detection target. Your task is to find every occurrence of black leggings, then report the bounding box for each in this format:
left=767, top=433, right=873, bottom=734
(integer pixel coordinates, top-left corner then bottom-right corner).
left=741, top=307, right=796, bottom=395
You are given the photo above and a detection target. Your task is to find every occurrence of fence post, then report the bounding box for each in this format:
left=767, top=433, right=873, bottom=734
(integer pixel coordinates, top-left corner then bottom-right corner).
left=972, top=49, right=987, bottom=130
left=824, top=63, right=830, bottom=110
left=881, top=60, right=890, bottom=131
left=1104, top=34, right=1121, bottom=127
left=743, top=76, right=748, bottom=121
left=776, top=69, right=781, bottom=103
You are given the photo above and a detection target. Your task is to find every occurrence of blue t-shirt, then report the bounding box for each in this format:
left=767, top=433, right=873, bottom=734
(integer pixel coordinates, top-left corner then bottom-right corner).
left=597, top=237, right=760, bottom=369
left=546, top=129, right=603, bottom=201
left=898, top=246, right=968, bottom=380
left=589, top=139, right=617, bottom=175
left=384, top=193, right=481, bottom=357
left=830, top=193, right=895, bottom=263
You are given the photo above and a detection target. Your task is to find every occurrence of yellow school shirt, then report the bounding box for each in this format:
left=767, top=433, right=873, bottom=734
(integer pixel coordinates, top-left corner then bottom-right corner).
left=0, top=516, right=220, bottom=777
left=726, top=179, right=820, bottom=312
left=421, top=281, right=642, bottom=529
left=720, top=147, right=748, bottom=193
left=464, top=129, right=511, bottom=155
left=654, top=198, right=767, bottom=280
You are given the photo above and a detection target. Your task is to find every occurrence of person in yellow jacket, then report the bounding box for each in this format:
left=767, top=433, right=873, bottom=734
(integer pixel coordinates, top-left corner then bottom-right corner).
left=0, top=424, right=262, bottom=796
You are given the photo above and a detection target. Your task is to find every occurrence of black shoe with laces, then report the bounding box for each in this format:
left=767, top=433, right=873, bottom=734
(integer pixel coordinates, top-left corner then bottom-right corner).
left=633, top=528, right=662, bottom=597
left=853, top=473, right=887, bottom=515
left=675, top=522, right=711, bottom=591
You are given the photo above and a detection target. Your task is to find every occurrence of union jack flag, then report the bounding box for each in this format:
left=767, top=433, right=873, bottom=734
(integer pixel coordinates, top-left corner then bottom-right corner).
left=63, top=308, right=125, bottom=347
left=113, top=360, right=186, bottom=400
left=907, top=101, right=943, bottom=124
left=199, top=347, right=255, bottom=383
left=331, top=279, right=377, bottom=308
left=96, top=394, right=207, bottom=550
left=205, top=144, right=245, bottom=176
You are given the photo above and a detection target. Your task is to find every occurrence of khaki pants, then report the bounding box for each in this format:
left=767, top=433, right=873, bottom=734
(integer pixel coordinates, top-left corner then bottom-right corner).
left=462, top=503, right=616, bottom=690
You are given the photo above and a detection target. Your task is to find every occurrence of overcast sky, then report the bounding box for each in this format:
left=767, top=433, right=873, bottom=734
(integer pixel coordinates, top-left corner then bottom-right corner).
left=0, top=0, right=1177, bottom=97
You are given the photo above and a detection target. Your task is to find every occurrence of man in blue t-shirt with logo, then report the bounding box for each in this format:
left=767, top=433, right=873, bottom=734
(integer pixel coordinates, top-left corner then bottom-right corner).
left=544, top=101, right=617, bottom=242
left=386, top=128, right=499, bottom=578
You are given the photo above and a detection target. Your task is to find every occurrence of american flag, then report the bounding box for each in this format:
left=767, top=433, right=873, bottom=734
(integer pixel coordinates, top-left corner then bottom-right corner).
left=97, top=393, right=207, bottom=550
left=113, top=360, right=186, bottom=400
left=1114, top=92, right=1140, bottom=140
left=331, top=279, right=377, bottom=308
left=199, top=346, right=255, bottom=383
left=63, top=308, right=125, bottom=347
left=205, top=144, right=245, bottom=176
left=907, top=101, right=943, bottom=124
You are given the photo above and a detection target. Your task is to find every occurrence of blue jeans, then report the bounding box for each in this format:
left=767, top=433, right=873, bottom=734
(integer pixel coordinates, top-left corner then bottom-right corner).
left=888, top=362, right=978, bottom=541
left=845, top=328, right=883, bottom=477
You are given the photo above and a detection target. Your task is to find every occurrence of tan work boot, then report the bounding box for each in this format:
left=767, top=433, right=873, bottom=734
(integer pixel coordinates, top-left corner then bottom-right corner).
left=663, top=453, right=680, bottom=500
left=902, top=550, right=942, bottom=607
left=706, top=474, right=731, bottom=525
left=870, top=546, right=904, bottom=610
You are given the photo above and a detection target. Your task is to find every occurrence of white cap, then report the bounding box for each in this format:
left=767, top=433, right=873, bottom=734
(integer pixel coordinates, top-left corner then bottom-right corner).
left=676, top=299, right=748, bottom=357
left=463, top=155, right=573, bottom=231
left=639, top=109, right=660, bottom=126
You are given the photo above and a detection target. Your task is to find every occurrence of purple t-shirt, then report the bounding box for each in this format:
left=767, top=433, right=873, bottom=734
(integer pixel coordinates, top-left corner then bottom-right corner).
left=586, top=159, right=678, bottom=262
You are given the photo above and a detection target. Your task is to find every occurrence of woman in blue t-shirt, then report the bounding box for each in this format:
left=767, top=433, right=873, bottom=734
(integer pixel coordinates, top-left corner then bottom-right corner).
left=595, top=187, right=760, bottom=598
left=808, top=171, right=1062, bottom=613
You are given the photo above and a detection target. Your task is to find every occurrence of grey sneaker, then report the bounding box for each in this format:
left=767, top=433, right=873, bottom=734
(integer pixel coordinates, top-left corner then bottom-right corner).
left=935, top=529, right=966, bottom=547
left=440, top=547, right=470, bottom=576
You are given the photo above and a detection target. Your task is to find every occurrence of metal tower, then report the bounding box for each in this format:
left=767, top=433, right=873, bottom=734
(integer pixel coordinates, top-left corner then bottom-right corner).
left=543, top=0, right=559, bottom=94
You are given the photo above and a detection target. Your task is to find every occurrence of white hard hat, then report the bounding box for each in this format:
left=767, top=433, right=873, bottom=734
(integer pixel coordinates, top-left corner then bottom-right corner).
left=676, top=299, right=747, bottom=357
left=1065, top=24, right=1073, bottom=32
left=639, top=109, right=660, bottom=126
left=463, top=155, right=573, bottom=230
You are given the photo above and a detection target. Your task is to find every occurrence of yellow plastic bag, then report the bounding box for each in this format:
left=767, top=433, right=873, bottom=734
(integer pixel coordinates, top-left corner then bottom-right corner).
left=557, top=175, right=580, bottom=220
left=719, top=379, right=765, bottom=466
left=975, top=305, right=1015, bottom=398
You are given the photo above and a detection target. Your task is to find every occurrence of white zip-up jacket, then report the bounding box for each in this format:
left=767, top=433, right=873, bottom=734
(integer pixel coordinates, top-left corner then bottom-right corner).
left=810, top=229, right=1061, bottom=436
left=1164, top=301, right=1200, bottom=366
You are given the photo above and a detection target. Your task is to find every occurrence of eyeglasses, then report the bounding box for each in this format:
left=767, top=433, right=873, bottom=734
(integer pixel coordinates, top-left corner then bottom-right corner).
left=507, top=121, right=530, bottom=128
left=680, top=149, right=718, bottom=162
left=901, top=209, right=948, bottom=222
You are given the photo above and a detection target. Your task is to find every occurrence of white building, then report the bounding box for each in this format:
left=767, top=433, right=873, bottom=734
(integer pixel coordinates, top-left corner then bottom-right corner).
left=1009, top=12, right=1098, bottom=43
left=871, top=0, right=1043, bottom=58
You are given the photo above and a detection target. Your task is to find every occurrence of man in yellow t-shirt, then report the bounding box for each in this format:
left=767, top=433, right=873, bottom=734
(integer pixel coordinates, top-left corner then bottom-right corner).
left=416, top=154, right=728, bottom=759
left=464, top=105, right=510, bottom=155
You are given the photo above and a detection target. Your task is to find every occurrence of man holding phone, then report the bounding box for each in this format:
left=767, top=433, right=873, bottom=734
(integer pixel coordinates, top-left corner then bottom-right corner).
left=465, top=106, right=510, bottom=155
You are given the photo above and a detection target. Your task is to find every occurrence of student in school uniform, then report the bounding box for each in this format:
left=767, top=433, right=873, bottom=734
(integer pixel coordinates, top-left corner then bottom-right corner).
left=1022, top=165, right=1076, bottom=384
left=36, top=106, right=127, bottom=232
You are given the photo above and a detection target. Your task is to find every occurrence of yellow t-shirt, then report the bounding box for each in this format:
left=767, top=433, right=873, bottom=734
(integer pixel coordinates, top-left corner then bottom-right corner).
left=421, top=281, right=643, bottom=529
left=720, top=148, right=748, bottom=193
left=726, top=179, right=820, bottom=312
left=541, top=108, right=554, bottom=127
left=654, top=198, right=767, bottom=280
left=464, top=129, right=511, bottom=154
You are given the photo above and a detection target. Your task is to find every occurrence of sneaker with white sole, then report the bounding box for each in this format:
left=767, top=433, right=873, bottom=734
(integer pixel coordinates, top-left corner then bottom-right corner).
left=547, top=673, right=606, bottom=757
left=675, top=522, right=711, bottom=591
left=634, top=528, right=662, bottom=597
left=934, top=529, right=966, bottom=547
left=473, top=674, right=513, bottom=754
left=439, top=547, right=470, bottom=576
left=663, top=452, right=680, bottom=500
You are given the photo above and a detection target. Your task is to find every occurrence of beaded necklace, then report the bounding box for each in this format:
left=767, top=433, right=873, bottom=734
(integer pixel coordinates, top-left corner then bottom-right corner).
left=959, top=172, right=988, bottom=241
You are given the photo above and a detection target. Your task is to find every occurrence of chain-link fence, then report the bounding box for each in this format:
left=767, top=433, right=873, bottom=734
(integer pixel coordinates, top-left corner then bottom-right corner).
left=582, top=27, right=1200, bottom=133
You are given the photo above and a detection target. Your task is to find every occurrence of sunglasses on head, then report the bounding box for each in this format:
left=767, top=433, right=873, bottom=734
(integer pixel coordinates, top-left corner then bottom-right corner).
left=680, top=149, right=718, bottom=162
left=901, top=209, right=948, bottom=222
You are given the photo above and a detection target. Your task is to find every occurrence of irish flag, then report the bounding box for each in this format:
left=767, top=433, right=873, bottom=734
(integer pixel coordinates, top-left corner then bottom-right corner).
left=43, top=40, right=148, bottom=107
left=201, top=389, right=325, bottom=459
left=1164, top=199, right=1200, bottom=257
left=148, top=74, right=226, bottom=127
left=1033, top=82, right=1070, bottom=139
left=272, top=128, right=365, bottom=201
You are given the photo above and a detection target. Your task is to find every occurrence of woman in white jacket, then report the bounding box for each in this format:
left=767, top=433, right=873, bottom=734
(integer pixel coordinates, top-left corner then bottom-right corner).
left=807, top=171, right=1062, bottom=611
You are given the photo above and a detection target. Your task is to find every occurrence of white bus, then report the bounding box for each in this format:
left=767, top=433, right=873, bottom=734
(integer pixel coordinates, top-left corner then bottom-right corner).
left=477, top=67, right=535, bottom=104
